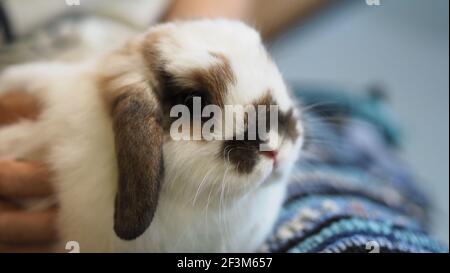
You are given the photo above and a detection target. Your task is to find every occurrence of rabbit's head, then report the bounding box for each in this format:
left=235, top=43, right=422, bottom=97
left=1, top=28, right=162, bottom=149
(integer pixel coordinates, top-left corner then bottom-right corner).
left=100, top=20, right=303, bottom=240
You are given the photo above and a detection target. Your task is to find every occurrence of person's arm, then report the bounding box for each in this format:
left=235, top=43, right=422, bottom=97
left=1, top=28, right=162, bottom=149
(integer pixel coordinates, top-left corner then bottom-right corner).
left=163, top=0, right=331, bottom=40
left=248, top=0, right=331, bottom=40
left=163, top=0, right=253, bottom=22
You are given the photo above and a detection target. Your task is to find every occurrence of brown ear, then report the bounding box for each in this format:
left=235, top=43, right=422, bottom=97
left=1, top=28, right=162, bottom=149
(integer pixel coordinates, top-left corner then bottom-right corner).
left=111, top=89, right=164, bottom=240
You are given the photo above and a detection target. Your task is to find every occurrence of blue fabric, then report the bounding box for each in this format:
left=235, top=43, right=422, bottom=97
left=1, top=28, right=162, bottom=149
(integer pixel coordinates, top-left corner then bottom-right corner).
left=264, top=85, right=448, bottom=253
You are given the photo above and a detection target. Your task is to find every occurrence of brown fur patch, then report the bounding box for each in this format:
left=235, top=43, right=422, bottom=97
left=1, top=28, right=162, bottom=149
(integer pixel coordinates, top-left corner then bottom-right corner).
left=141, top=30, right=169, bottom=95
left=279, top=108, right=300, bottom=141
left=0, top=91, right=43, bottom=125
left=97, top=36, right=155, bottom=114
left=195, top=52, right=236, bottom=107
left=140, top=33, right=236, bottom=139
left=141, top=33, right=235, bottom=108
left=253, top=92, right=300, bottom=141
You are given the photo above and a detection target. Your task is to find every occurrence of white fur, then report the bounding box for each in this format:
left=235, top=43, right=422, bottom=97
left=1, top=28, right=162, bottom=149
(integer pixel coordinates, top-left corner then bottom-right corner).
left=0, top=20, right=302, bottom=252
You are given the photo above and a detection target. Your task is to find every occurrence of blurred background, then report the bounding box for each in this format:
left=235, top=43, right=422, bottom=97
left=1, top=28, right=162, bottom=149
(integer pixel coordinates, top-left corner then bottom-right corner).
left=268, top=0, right=449, bottom=245
left=0, top=0, right=448, bottom=248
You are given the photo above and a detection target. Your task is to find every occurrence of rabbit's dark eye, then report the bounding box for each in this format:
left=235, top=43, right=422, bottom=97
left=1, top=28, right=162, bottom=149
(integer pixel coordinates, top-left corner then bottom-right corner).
left=179, top=90, right=210, bottom=119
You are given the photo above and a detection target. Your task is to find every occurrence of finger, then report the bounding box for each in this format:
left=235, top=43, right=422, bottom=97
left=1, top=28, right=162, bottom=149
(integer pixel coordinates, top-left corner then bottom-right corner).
left=0, top=207, right=58, bottom=244
left=0, top=91, right=42, bottom=126
left=0, top=160, right=53, bottom=198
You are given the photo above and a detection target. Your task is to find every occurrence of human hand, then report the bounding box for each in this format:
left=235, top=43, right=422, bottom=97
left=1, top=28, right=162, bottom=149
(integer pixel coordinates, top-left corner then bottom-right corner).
left=0, top=91, right=57, bottom=253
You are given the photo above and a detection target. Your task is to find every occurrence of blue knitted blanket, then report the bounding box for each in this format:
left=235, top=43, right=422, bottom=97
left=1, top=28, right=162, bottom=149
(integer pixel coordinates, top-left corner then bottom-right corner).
left=264, top=86, right=448, bottom=253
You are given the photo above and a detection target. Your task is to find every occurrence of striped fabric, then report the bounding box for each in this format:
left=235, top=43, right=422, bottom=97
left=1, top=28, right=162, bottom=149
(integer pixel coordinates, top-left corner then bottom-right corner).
left=264, top=87, right=448, bottom=253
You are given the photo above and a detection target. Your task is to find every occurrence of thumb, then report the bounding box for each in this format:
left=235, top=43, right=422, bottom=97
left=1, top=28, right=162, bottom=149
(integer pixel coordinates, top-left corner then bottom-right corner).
left=0, top=160, right=53, bottom=198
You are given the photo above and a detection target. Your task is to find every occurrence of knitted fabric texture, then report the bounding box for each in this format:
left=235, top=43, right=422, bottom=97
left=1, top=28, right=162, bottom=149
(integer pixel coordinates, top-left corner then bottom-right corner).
left=264, top=86, right=448, bottom=253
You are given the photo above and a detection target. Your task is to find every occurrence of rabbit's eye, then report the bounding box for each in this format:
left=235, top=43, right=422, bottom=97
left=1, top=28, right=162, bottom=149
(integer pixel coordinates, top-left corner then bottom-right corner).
left=180, top=91, right=209, bottom=118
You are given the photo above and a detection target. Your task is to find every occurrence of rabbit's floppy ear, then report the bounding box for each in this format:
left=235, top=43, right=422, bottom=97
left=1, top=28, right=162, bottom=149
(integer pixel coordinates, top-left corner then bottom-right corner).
left=111, top=88, right=164, bottom=240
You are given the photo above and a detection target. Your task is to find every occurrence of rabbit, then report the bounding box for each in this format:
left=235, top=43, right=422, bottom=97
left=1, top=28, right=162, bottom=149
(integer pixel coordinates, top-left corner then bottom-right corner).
left=0, top=19, right=303, bottom=252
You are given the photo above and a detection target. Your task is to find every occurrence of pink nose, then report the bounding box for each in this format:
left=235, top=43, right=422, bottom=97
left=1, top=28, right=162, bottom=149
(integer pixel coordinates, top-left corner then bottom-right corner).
left=260, top=150, right=278, bottom=160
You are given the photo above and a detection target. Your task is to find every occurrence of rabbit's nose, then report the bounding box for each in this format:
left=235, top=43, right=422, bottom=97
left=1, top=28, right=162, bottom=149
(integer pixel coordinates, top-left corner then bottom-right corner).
left=260, top=150, right=278, bottom=161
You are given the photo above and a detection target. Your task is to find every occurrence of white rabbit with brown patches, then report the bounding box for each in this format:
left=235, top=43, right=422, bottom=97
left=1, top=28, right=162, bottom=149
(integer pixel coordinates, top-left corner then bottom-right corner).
left=0, top=20, right=303, bottom=252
